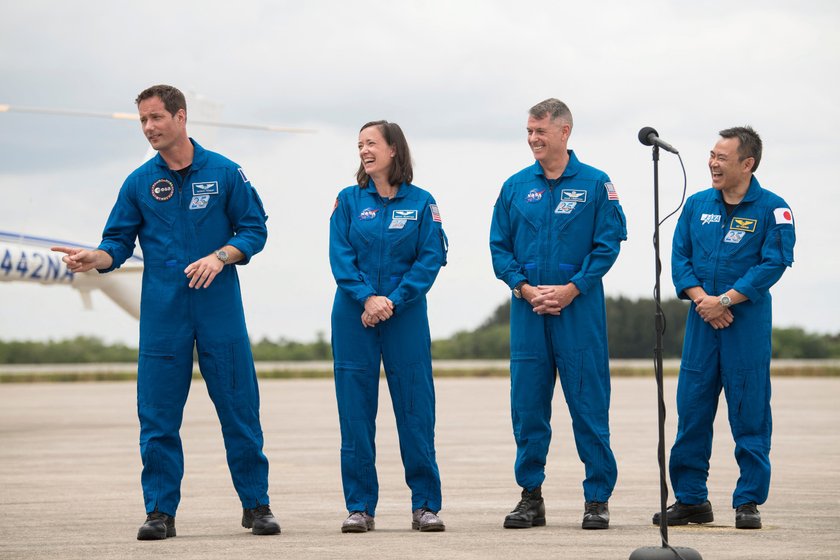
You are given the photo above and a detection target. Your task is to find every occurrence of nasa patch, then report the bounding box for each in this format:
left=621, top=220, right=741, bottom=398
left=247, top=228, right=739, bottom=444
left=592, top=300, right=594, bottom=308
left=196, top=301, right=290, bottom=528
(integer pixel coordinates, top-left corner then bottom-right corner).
left=151, top=178, right=175, bottom=202
left=359, top=207, right=379, bottom=220
left=526, top=188, right=545, bottom=203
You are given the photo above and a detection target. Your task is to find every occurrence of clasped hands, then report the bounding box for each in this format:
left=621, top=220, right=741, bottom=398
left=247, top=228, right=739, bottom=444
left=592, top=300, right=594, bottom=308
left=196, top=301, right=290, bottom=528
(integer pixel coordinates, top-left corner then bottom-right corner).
left=362, top=295, right=394, bottom=328
left=521, top=283, right=580, bottom=315
left=693, top=294, right=734, bottom=330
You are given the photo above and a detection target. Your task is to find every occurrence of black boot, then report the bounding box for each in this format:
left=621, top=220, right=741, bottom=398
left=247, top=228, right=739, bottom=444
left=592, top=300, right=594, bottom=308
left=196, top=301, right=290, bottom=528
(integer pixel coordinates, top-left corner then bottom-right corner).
left=735, top=502, right=762, bottom=529
left=242, top=505, right=281, bottom=535
left=652, top=500, right=714, bottom=526
left=582, top=501, right=610, bottom=530
left=503, top=487, right=546, bottom=529
left=137, top=511, right=175, bottom=540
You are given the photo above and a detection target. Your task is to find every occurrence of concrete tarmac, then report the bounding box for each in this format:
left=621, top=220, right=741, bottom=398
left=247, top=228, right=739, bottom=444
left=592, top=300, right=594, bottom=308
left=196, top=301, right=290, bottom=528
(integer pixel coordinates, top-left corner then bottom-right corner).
left=1, top=377, right=838, bottom=559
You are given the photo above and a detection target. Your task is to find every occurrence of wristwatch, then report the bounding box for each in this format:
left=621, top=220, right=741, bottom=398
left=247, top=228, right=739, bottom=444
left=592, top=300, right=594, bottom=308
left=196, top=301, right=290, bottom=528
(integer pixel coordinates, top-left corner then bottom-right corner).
left=719, top=294, right=732, bottom=308
left=214, top=249, right=229, bottom=264
left=513, top=282, right=525, bottom=299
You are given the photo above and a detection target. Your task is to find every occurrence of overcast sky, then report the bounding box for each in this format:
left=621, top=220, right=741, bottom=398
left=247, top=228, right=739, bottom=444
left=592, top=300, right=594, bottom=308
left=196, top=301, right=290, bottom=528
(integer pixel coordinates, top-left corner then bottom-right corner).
left=1, top=0, right=838, bottom=346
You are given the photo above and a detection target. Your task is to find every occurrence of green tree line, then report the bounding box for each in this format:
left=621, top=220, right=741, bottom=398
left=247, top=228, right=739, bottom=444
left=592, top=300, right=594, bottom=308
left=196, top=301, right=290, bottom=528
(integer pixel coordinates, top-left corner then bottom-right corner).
left=2, top=298, right=838, bottom=363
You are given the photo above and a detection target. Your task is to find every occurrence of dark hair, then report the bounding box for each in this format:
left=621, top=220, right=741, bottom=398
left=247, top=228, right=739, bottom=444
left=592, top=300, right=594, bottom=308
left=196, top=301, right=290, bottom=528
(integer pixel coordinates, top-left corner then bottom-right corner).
left=719, top=126, right=762, bottom=172
left=135, top=85, right=187, bottom=118
left=356, top=120, right=413, bottom=188
left=529, top=98, right=573, bottom=130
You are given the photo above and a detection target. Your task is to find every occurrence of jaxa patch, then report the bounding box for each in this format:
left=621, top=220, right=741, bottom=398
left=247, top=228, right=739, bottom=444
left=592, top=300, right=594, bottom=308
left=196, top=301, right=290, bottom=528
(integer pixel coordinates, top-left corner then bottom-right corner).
left=389, top=219, right=407, bottom=229
left=555, top=201, right=577, bottom=214
left=192, top=181, right=219, bottom=196
left=730, top=217, right=757, bottom=232
left=526, top=188, right=545, bottom=203
left=605, top=182, right=619, bottom=201
left=392, top=209, right=418, bottom=221
left=358, top=207, right=379, bottom=220
left=237, top=168, right=250, bottom=183
left=724, top=230, right=746, bottom=244
left=189, top=195, right=210, bottom=210
left=561, top=189, right=587, bottom=203
left=700, top=213, right=721, bottom=225
left=151, top=178, right=175, bottom=202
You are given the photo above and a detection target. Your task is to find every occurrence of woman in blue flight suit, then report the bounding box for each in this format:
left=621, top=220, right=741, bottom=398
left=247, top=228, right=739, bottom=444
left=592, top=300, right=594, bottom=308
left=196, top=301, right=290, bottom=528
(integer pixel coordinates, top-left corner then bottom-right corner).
left=329, top=120, right=448, bottom=533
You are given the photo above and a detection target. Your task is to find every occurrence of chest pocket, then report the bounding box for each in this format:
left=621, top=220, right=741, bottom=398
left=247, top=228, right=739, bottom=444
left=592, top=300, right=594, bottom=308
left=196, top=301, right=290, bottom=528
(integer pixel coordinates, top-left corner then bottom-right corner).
left=140, top=193, right=176, bottom=226
left=348, top=220, right=373, bottom=253
left=388, top=218, right=421, bottom=256
left=511, top=197, right=545, bottom=233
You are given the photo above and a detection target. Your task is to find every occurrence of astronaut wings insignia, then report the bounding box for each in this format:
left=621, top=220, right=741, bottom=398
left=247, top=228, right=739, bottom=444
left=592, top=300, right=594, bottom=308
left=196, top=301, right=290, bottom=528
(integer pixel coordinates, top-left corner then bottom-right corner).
left=730, top=217, right=757, bottom=232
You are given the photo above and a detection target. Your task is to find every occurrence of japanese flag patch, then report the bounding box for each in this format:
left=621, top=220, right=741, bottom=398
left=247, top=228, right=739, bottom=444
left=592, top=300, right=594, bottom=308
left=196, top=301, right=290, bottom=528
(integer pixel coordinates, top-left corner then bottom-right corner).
left=774, top=207, right=793, bottom=225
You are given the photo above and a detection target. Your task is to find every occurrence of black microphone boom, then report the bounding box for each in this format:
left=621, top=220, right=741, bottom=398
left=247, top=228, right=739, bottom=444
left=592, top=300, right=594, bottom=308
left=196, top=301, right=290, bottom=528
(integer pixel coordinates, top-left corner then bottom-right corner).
left=638, top=127, right=679, bottom=154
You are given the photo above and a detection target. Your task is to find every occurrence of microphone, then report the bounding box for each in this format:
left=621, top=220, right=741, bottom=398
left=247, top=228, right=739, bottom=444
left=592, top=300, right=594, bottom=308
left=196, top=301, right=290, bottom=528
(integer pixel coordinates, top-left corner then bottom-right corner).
left=638, top=127, right=679, bottom=154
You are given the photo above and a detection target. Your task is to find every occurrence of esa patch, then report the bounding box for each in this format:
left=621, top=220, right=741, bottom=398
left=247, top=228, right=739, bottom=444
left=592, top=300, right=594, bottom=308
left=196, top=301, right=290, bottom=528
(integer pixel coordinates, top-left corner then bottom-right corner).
left=561, top=189, right=587, bottom=203
left=701, top=213, right=721, bottom=225
left=151, top=178, right=175, bottom=202
left=526, top=188, right=545, bottom=203
left=429, top=204, right=442, bottom=223
left=774, top=207, right=794, bottom=225
left=605, top=182, right=619, bottom=201
left=554, top=201, right=577, bottom=214
left=389, top=219, right=407, bottom=229
left=392, top=209, right=418, bottom=221
left=192, top=181, right=219, bottom=196
left=358, top=207, right=379, bottom=220
left=730, top=217, right=757, bottom=232
left=189, top=195, right=210, bottom=210
left=724, top=230, right=746, bottom=244
left=237, top=168, right=250, bottom=183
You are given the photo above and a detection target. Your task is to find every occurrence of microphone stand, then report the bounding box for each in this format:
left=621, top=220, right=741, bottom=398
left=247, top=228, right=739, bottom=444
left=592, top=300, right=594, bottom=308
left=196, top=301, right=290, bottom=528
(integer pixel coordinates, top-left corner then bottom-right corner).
left=629, top=144, right=701, bottom=560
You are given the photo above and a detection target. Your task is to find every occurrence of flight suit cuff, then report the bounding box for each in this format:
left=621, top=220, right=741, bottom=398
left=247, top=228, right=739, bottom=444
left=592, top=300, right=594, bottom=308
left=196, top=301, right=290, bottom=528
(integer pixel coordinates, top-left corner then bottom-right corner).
left=227, top=239, right=252, bottom=265
left=732, top=279, right=763, bottom=303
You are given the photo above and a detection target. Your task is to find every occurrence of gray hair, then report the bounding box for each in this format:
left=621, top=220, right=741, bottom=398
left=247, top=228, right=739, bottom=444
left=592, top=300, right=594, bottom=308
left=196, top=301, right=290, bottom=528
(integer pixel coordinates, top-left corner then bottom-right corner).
left=529, top=98, right=573, bottom=129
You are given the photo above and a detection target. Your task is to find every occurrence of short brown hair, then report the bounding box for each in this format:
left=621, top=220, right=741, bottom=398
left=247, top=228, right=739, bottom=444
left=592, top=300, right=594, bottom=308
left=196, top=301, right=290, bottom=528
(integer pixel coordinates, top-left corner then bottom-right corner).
left=135, top=85, right=187, bottom=118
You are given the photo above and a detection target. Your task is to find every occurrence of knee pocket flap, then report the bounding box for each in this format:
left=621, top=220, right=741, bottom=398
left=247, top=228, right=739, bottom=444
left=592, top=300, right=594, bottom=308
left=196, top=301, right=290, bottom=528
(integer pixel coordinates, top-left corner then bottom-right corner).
left=726, top=369, right=770, bottom=436
left=138, top=350, right=190, bottom=408
left=198, top=338, right=257, bottom=404
left=560, top=350, right=609, bottom=414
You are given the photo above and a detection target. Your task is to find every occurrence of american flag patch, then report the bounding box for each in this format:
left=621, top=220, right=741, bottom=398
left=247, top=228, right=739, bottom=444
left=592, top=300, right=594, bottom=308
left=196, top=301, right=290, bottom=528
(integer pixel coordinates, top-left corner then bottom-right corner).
left=605, top=182, right=619, bottom=201
left=430, top=204, right=442, bottom=222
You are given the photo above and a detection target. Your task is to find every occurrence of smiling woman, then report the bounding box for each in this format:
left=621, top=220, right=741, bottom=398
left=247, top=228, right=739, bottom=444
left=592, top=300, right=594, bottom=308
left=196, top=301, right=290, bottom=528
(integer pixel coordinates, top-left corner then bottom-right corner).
left=329, top=120, right=449, bottom=533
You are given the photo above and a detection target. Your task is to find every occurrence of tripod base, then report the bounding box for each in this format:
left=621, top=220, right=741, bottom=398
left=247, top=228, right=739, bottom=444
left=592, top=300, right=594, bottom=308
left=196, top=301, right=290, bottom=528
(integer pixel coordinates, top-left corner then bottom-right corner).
left=629, top=546, right=702, bottom=560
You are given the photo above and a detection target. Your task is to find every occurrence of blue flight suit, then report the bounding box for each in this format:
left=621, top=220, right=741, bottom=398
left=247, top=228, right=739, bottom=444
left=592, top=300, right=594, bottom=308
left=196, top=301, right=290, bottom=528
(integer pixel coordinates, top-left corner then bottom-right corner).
left=97, top=139, right=271, bottom=516
left=670, top=176, right=795, bottom=508
left=490, top=151, right=626, bottom=502
left=329, top=181, right=448, bottom=516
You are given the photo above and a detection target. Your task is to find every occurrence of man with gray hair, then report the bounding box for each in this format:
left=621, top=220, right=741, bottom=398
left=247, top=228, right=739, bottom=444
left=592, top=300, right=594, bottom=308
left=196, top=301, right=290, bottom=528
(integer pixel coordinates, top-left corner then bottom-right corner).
left=490, top=98, right=627, bottom=530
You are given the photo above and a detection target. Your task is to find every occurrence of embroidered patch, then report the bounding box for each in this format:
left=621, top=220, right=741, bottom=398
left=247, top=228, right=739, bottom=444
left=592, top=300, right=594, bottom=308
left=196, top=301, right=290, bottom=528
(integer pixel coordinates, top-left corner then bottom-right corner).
left=389, top=219, right=407, bottom=229
left=237, top=168, right=250, bottom=183
left=358, top=207, right=379, bottom=220
left=150, top=178, right=174, bottom=202
left=392, top=209, right=418, bottom=221
left=554, top=201, right=577, bottom=214
left=605, top=182, right=619, bottom=201
left=430, top=204, right=442, bottom=223
left=700, top=213, right=721, bottom=225
left=526, top=188, right=545, bottom=203
left=192, top=181, right=219, bottom=196
left=331, top=198, right=339, bottom=216
left=724, top=230, right=746, bottom=243
left=561, top=189, right=587, bottom=203
left=774, top=207, right=794, bottom=225
left=730, top=217, right=757, bottom=232
left=189, top=195, right=210, bottom=210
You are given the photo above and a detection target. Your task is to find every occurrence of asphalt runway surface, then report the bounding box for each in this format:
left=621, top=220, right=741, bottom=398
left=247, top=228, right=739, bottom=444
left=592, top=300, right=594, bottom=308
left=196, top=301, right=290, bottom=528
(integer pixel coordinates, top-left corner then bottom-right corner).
left=1, top=376, right=838, bottom=559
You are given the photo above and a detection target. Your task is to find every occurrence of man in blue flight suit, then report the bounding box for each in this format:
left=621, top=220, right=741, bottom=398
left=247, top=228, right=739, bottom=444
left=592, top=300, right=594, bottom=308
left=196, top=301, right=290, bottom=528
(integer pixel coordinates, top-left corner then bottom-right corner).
left=53, top=85, right=280, bottom=540
left=329, top=120, right=448, bottom=533
left=653, top=126, right=795, bottom=530
left=490, top=99, right=627, bottom=530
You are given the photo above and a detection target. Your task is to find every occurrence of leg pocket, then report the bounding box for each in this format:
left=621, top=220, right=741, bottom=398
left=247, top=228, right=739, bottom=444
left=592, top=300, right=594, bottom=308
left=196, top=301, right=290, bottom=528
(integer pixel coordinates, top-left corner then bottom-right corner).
left=138, top=349, right=192, bottom=408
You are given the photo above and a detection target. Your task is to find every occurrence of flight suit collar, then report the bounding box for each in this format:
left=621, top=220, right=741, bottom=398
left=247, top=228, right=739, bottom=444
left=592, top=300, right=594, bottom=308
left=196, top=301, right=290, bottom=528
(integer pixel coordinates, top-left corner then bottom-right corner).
left=714, top=174, right=763, bottom=205
left=531, top=150, right=582, bottom=181
left=151, top=138, right=208, bottom=172
left=364, top=180, right=413, bottom=201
